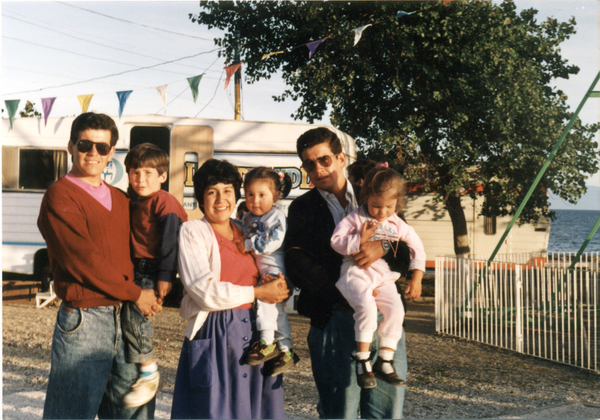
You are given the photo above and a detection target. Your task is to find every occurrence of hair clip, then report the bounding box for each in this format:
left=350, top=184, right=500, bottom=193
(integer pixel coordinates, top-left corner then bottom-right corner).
left=278, top=171, right=285, bottom=179
left=381, top=162, right=389, bottom=168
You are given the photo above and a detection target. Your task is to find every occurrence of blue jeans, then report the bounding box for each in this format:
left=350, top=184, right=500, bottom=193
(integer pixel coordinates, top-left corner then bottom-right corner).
left=43, top=303, right=155, bottom=419
left=122, top=263, right=157, bottom=363
left=308, top=309, right=406, bottom=419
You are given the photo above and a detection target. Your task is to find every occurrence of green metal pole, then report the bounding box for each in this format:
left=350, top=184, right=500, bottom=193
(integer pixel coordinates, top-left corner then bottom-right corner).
left=486, top=70, right=600, bottom=268
left=458, top=71, right=600, bottom=316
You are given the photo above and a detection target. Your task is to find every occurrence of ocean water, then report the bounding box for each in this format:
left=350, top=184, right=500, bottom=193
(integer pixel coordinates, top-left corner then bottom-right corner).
left=548, top=209, right=600, bottom=252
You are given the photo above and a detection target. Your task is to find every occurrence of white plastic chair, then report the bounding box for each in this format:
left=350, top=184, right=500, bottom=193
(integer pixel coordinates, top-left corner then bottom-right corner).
left=35, top=281, right=56, bottom=308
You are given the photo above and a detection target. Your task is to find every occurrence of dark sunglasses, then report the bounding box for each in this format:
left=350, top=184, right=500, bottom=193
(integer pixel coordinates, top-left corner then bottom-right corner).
left=301, top=154, right=338, bottom=172
left=75, top=140, right=113, bottom=156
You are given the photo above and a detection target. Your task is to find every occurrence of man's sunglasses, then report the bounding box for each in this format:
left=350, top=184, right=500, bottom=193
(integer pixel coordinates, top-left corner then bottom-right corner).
left=75, top=140, right=113, bottom=156
left=301, top=154, right=338, bottom=172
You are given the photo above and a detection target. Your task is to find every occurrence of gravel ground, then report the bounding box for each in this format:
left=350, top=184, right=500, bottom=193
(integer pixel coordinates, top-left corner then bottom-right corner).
left=3, top=301, right=600, bottom=419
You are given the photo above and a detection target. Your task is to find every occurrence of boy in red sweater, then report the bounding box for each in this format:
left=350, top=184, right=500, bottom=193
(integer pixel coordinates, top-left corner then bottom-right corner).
left=121, top=143, right=188, bottom=407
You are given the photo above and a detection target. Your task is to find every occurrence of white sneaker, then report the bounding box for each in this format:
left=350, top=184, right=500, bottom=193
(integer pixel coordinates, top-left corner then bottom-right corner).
left=123, top=371, right=160, bottom=408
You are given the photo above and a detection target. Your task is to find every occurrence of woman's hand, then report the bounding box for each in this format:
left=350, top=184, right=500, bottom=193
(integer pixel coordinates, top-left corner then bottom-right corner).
left=254, top=273, right=289, bottom=304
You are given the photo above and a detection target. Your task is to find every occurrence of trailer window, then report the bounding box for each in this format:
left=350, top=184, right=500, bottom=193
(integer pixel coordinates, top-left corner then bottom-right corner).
left=18, top=149, right=68, bottom=190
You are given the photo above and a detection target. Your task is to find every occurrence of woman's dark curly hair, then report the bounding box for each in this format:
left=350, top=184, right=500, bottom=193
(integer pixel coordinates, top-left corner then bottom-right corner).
left=193, top=159, right=242, bottom=212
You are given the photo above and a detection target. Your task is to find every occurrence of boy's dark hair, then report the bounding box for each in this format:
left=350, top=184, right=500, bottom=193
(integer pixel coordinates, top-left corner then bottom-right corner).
left=361, top=165, right=406, bottom=212
left=347, top=159, right=378, bottom=185
left=243, top=167, right=292, bottom=200
left=296, top=127, right=343, bottom=159
left=193, top=159, right=243, bottom=212
left=125, top=143, right=169, bottom=175
left=70, top=112, right=119, bottom=147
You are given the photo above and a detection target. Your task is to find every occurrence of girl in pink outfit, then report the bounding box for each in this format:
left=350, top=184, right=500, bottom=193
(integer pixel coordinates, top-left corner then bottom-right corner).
left=331, top=165, right=426, bottom=389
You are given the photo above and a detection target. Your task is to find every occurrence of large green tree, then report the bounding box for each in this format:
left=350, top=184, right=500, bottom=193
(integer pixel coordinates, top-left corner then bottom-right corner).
left=192, top=0, right=599, bottom=255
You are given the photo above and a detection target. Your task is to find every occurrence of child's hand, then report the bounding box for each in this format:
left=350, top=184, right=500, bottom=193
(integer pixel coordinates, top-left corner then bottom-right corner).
left=360, top=220, right=379, bottom=244
left=262, top=273, right=284, bottom=284
left=156, top=280, right=172, bottom=305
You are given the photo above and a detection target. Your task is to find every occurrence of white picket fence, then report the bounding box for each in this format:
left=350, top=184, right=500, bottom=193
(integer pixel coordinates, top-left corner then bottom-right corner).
left=435, top=253, right=599, bottom=372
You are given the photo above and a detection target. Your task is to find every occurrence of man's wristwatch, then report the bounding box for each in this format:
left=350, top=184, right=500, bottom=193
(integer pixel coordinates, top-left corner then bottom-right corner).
left=382, top=240, right=390, bottom=255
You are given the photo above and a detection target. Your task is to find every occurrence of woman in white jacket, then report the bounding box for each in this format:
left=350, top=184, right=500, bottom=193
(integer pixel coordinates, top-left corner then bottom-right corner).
left=171, top=159, right=289, bottom=420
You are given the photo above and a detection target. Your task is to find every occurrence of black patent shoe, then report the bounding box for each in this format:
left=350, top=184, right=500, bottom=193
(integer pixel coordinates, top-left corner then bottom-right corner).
left=354, top=355, right=377, bottom=389
left=373, top=357, right=406, bottom=387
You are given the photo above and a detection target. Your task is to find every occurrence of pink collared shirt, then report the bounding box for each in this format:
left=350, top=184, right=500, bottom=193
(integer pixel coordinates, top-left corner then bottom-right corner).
left=64, top=172, right=112, bottom=211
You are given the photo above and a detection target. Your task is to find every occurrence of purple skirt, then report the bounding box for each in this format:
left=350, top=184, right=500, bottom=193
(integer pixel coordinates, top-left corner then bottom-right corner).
left=171, top=308, right=285, bottom=419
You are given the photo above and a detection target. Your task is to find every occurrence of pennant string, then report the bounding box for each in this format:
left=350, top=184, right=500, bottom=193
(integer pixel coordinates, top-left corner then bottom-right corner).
left=6, top=4, right=460, bottom=115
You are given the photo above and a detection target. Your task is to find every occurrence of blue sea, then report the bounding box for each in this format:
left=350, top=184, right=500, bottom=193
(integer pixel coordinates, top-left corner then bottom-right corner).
left=548, top=210, right=600, bottom=252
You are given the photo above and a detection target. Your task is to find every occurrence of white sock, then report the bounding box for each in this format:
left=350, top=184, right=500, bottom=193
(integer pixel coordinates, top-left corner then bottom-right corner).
left=356, top=351, right=371, bottom=360
left=378, top=349, right=394, bottom=361
left=140, top=362, right=158, bottom=376
left=261, top=330, right=275, bottom=345
left=377, top=350, right=395, bottom=374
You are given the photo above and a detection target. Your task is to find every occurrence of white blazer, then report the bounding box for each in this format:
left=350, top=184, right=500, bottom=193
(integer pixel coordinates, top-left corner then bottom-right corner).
left=178, top=217, right=255, bottom=339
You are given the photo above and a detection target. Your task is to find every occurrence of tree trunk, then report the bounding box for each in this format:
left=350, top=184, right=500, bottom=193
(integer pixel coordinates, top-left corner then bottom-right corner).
left=444, top=193, right=471, bottom=256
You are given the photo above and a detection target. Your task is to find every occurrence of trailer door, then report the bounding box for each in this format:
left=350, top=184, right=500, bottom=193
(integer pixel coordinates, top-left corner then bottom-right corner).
left=129, top=126, right=171, bottom=196
left=170, top=125, right=213, bottom=221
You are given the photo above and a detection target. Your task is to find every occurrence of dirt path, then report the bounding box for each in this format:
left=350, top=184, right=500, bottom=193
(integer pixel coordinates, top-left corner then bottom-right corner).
left=3, top=302, right=599, bottom=419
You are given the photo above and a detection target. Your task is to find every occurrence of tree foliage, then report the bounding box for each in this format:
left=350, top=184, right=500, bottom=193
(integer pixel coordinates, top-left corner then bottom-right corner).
left=19, top=101, right=42, bottom=118
left=191, top=0, right=599, bottom=252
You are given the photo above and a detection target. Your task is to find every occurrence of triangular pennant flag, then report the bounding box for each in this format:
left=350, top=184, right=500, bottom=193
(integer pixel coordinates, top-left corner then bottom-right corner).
left=352, top=24, right=372, bottom=46
left=224, top=63, right=242, bottom=90
left=41, top=97, right=56, bottom=127
left=261, top=51, right=284, bottom=61
left=116, top=91, right=133, bottom=118
left=306, top=39, right=325, bottom=59
left=78, top=94, right=94, bottom=113
left=396, top=10, right=416, bottom=18
left=156, top=85, right=168, bottom=114
left=5, top=100, right=20, bottom=129
left=187, top=75, right=203, bottom=103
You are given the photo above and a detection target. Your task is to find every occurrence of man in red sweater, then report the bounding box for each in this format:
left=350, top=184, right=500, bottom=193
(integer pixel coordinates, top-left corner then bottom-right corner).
left=37, top=112, right=160, bottom=419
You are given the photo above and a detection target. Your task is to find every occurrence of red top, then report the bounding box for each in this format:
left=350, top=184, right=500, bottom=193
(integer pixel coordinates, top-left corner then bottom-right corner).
left=130, top=190, right=188, bottom=281
left=37, top=177, right=140, bottom=308
left=214, top=223, right=259, bottom=310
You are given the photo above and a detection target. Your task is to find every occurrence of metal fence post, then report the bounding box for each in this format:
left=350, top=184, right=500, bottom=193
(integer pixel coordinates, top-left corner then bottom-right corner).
left=515, top=264, right=524, bottom=353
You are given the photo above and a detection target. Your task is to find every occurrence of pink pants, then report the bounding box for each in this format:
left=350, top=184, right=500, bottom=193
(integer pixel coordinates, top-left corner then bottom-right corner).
left=336, top=259, right=404, bottom=350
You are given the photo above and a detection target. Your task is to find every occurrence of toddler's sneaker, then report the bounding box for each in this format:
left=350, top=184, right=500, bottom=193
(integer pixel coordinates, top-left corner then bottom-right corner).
left=373, top=357, right=406, bottom=387
left=354, top=355, right=377, bottom=389
left=245, top=339, right=279, bottom=365
left=123, top=371, right=161, bottom=407
left=268, top=350, right=300, bottom=376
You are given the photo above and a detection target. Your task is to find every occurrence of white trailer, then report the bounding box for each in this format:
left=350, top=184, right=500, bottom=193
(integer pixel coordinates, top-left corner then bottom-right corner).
left=404, top=188, right=550, bottom=269
left=2, top=114, right=550, bottom=289
left=2, top=115, right=356, bottom=291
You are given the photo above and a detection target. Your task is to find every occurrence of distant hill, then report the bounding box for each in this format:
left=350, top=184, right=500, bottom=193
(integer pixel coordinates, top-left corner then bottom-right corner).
left=549, top=185, right=600, bottom=210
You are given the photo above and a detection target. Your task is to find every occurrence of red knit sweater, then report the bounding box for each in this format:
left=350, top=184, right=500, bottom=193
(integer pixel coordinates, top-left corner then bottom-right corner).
left=38, top=177, right=141, bottom=308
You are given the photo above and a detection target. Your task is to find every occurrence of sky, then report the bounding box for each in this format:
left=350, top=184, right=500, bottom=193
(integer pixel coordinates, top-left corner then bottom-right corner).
left=2, top=0, right=599, bottom=187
